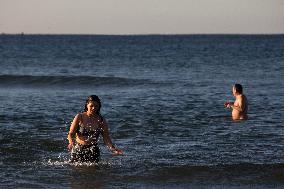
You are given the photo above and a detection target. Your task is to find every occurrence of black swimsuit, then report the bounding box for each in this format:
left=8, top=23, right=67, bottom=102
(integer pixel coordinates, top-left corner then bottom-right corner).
left=70, top=113, right=103, bottom=163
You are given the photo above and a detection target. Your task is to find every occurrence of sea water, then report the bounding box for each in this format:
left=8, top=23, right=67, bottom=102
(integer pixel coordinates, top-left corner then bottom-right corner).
left=0, top=35, right=283, bottom=188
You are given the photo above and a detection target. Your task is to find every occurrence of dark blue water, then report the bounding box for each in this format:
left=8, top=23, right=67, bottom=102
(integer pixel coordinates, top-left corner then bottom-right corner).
left=0, top=35, right=284, bottom=188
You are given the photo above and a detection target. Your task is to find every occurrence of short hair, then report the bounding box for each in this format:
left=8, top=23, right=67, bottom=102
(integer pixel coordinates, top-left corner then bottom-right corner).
left=234, top=84, right=243, bottom=94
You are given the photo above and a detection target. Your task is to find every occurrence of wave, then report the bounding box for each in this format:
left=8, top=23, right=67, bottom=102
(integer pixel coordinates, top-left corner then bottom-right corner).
left=134, top=163, right=284, bottom=186
left=41, top=160, right=284, bottom=186
left=0, top=74, right=152, bottom=88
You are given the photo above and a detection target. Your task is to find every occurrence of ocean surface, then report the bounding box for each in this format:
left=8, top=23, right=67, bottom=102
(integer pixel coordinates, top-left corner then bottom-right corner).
left=0, top=34, right=283, bottom=189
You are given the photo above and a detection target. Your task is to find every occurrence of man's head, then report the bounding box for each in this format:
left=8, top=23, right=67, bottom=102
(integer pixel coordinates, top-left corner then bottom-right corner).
left=233, top=83, right=243, bottom=95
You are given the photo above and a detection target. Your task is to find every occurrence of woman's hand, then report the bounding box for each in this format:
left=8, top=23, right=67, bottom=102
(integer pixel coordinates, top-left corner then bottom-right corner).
left=112, top=148, right=123, bottom=155
left=68, top=143, right=74, bottom=151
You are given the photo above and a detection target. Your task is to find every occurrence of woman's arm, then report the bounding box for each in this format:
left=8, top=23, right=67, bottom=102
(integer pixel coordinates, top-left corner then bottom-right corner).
left=67, top=114, right=80, bottom=151
left=101, top=119, right=123, bottom=155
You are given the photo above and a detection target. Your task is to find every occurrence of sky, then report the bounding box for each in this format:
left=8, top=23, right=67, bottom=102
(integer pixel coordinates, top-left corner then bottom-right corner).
left=1, top=0, right=284, bottom=34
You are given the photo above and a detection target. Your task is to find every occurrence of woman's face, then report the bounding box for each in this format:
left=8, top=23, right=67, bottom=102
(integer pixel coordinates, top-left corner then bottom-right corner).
left=87, top=101, right=100, bottom=114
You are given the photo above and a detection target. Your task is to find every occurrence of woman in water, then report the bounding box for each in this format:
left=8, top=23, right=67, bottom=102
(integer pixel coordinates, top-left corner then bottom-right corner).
left=67, top=95, right=123, bottom=163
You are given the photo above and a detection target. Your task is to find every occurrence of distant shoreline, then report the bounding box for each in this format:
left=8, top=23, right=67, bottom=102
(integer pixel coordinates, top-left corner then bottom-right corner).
left=1, top=32, right=284, bottom=36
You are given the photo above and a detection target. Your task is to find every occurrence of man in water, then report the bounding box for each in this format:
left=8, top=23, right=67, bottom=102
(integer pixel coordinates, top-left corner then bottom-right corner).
left=225, top=84, right=248, bottom=120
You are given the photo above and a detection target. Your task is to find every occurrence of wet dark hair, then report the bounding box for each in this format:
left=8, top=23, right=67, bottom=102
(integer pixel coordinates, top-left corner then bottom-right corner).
left=84, top=95, right=102, bottom=114
left=234, top=83, right=243, bottom=94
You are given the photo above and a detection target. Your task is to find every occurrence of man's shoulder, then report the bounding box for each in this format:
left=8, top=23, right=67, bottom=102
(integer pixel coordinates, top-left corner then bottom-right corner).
left=241, top=94, right=247, bottom=99
left=239, top=94, right=248, bottom=103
